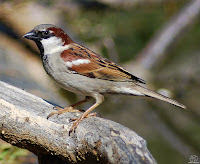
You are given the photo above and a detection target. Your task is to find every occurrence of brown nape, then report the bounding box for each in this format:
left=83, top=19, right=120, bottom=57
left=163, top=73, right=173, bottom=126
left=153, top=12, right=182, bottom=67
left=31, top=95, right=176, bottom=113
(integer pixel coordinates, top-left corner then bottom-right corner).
left=48, top=27, right=74, bottom=45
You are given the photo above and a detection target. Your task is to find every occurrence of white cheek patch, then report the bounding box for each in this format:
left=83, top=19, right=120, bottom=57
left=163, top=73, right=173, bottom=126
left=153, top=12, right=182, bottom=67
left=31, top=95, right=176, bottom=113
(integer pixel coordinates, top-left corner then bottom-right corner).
left=50, top=45, right=71, bottom=54
left=41, top=36, right=70, bottom=55
left=65, top=59, right=91, bottom=67
left=41, top=36, right=62, bottom=47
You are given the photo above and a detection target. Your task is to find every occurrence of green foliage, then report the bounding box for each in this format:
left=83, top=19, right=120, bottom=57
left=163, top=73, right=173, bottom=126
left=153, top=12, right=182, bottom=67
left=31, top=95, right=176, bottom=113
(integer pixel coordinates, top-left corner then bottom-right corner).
left=148, top=137, right=186, bottom=164
left=0, top=142, right=29, bottom=164
left=64, top=2, right=186, bottom=62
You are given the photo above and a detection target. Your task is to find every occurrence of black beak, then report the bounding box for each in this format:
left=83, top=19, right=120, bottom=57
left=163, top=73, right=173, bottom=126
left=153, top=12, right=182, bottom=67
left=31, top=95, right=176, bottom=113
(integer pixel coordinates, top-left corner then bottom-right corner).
left=23, top=30, right=39, bottom=40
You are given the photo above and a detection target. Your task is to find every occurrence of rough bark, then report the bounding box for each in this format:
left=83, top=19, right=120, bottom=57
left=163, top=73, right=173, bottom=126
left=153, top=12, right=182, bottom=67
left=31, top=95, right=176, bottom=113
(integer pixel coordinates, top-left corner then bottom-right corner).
left=0, top=81, right=156, bottom=164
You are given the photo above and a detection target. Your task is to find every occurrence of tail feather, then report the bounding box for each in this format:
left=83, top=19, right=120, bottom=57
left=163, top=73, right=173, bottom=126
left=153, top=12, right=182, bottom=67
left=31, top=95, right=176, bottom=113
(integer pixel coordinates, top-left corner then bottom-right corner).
left=132, top=84, right=186, bottom=109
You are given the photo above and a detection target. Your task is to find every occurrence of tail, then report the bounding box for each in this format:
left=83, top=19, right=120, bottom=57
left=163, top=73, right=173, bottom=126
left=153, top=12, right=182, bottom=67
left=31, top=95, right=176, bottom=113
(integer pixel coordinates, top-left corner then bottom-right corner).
left=129, top=84, right=186, bottom=109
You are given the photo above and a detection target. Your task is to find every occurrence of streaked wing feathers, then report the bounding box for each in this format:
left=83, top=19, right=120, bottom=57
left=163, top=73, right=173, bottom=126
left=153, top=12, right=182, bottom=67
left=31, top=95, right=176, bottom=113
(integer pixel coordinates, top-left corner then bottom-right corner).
left=62, top=43, right=146, bottom=84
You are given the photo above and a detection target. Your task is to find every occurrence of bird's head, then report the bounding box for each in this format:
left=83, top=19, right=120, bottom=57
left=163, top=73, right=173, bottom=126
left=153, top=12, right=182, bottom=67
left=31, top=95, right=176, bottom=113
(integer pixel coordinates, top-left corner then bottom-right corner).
left=23, top=24, right=73, bottom=55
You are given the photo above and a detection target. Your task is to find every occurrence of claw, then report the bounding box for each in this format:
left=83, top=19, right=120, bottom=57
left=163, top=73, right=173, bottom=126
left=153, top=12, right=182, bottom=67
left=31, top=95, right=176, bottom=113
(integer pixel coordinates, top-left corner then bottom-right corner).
left=47, top=111, right=58, bottom=119
left=68, top=112, right=97, bottom=136
left=69, top=128, right=75, bottom=136
left=53, top=106, right=63, bottom=110
left=69, top=118, right=77, bottom=122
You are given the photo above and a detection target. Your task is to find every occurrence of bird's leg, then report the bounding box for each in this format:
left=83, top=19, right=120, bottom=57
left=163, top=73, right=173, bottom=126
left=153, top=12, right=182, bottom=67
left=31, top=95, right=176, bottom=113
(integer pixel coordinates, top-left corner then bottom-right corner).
left=47, top=96, right=91, bottom=119
left=69, top=94, right=104, bottom=135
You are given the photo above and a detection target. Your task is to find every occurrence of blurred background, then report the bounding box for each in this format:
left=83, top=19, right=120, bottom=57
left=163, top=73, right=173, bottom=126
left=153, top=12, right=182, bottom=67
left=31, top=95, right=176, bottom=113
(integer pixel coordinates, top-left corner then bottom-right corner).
left=0, top=0, right=199, bottom=163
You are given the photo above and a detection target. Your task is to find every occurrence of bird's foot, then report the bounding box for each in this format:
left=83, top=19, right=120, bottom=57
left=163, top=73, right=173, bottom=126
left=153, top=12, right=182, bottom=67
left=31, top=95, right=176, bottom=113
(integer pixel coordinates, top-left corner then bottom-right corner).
left=69, top=112, right=97, bottom=135
left=47, top=106, right=83, bottom=119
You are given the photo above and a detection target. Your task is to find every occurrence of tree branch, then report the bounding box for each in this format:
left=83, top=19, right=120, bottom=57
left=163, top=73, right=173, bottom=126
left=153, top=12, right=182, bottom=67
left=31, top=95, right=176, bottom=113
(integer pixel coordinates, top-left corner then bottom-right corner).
left=0, top=81, right=156, bottom=164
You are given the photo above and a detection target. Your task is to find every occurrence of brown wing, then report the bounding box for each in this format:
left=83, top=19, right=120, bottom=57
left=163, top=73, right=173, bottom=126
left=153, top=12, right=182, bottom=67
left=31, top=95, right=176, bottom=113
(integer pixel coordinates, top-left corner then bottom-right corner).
left=61, top=43, right=146, bottom=84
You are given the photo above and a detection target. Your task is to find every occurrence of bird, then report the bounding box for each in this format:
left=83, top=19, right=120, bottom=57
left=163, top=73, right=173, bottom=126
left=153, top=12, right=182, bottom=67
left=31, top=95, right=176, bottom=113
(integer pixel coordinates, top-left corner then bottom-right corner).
left=23, top=24, right=186, bottom=135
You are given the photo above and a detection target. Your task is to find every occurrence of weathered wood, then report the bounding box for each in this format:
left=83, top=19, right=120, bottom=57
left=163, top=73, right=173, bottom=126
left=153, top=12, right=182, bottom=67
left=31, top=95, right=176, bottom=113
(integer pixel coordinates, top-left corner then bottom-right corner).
left=0, top=81, right=157, bottom=164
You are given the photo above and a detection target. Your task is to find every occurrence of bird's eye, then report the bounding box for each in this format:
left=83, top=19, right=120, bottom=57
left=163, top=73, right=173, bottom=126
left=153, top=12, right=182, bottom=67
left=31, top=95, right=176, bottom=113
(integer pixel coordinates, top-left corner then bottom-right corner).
left=37, top=30, right=51, bottom=39
left=44, top=31, right=49, bottom=35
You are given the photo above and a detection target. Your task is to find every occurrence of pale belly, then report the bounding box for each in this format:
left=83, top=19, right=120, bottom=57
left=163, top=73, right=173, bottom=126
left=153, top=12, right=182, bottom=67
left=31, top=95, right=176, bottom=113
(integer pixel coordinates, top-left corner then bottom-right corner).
left=41, top=54, right=115, bottom=96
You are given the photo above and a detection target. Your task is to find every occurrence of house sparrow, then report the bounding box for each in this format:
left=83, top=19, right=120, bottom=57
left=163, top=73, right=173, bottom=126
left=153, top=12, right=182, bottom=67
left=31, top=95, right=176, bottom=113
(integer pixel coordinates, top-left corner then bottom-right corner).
left=23, top=24, right=186, bottom=134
